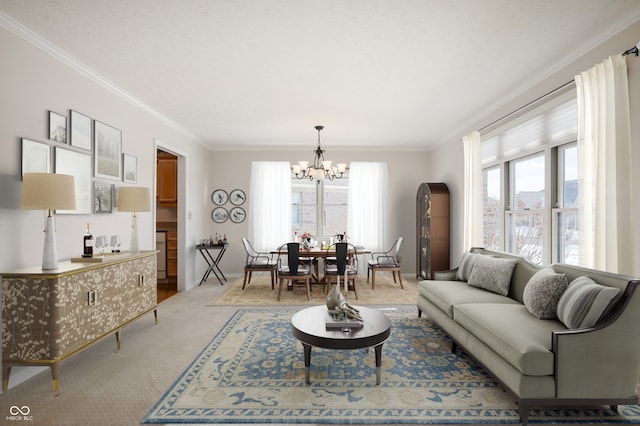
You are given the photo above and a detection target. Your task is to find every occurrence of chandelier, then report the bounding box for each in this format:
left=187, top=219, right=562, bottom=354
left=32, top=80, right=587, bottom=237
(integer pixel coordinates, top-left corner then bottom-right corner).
left=292, top=125, right=347, bottom=182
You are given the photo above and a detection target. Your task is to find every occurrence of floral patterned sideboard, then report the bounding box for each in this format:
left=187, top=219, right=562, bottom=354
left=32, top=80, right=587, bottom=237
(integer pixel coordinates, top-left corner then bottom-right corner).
left=1, top=251, right=157, bottom=391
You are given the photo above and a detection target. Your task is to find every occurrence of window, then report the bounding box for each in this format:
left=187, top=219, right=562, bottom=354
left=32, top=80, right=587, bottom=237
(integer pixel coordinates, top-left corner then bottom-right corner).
left=481, top=91, right=578, bottom=265
left=483, top=166, right=501, bottom=251
left=507, top=154, right=545, bottom=264
left=553, top=144, right=579, bottom=265
left=292, top=177, right=348, bottom=240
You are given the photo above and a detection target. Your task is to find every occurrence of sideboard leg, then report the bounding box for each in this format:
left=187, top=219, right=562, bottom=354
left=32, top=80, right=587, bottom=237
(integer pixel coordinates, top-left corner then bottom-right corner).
left=154, top=308, right=158, bottom=324
left=115, top=329, right=121, bottom=351
left=51, top=363, right=60, bottom=392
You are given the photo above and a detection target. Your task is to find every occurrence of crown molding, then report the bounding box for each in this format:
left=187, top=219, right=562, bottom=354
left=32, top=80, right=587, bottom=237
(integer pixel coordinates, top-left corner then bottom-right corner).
left=0, top=11, right=203, bottom=145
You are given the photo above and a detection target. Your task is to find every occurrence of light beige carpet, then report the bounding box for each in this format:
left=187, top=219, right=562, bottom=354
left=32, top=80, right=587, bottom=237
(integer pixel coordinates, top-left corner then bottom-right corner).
left=207, top=273, right=419, bottom=306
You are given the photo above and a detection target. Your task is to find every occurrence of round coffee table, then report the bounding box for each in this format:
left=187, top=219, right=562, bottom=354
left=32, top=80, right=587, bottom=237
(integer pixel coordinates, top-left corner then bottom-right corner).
left=291, top=305, right=391, bottom=385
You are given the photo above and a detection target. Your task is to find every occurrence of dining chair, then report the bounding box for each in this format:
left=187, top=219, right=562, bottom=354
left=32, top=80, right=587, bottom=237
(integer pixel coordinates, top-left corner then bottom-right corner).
left=299, top=234, right=320, bottom=283
left=277, top=242, right=312, bottom=301
left=241, top=237, right=278, bottom=290
left=324, top=242, right=358, bottom=299
left=367, top=237, right=404, bottom=289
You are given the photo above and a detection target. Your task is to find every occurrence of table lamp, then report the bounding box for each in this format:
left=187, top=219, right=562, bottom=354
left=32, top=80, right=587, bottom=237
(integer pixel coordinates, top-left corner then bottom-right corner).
left=118, top=186, right=151, bottom=253
left=22, top=173, right=76, bottom=270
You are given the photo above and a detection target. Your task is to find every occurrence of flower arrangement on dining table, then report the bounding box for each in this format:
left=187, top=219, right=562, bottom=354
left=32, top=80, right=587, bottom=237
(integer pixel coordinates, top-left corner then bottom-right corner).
left=301, top=232, right=312, bottom=250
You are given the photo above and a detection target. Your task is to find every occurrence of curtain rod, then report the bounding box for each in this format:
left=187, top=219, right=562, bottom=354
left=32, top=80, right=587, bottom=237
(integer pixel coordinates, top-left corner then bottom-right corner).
left=478, top=80, right=575, bottom=134
left=463, top=41, right=640, bottom=139
left=479, top=42, right=639, bottom=134
left=623, top=41, right=639, bottom=57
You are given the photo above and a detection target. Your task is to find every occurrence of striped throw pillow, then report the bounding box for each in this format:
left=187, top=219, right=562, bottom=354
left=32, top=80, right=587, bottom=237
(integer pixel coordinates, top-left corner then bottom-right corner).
left=556, top=276, right=621, bottom=329
left=456, top=252, right=477, bottom=281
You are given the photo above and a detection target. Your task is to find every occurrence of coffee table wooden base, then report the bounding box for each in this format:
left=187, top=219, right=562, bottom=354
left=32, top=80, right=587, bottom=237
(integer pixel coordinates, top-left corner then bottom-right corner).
left=291, top=305, right=391, bottom=385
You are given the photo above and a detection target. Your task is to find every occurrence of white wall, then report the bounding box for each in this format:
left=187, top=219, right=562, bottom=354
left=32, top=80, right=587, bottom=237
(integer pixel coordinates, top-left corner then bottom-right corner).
left=0, top=27, right=211, bottom=290
left=205, top=148, right=430, bottom=277
left=427, top=19, right=640, bottom=274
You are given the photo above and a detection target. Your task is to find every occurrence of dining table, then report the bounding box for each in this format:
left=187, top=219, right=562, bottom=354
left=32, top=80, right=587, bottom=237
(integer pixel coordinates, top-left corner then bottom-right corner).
left=271, top=245, right=370, bottom=285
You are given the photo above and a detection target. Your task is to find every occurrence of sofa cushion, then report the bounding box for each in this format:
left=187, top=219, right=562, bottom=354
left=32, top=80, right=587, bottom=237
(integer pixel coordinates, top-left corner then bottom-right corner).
left=523, top=267, right=568, bottom=319
left=418, top=280, right=518, bottom=318
left=556, top=276, right=621, bottom=329
left=467, top=255, right=517, bottom=296
left=455, top=252, right=477, bottom=281
left=454, top=303, right=564, bottom=376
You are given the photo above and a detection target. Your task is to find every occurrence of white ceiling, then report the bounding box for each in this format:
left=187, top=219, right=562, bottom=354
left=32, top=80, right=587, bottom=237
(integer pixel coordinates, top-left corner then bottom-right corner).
left=2, top=0, right=640, bottom=150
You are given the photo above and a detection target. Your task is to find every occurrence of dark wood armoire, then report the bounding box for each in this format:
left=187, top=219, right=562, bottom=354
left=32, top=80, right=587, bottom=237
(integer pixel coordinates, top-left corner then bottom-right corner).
left=416, top=182, right=450, bottom=279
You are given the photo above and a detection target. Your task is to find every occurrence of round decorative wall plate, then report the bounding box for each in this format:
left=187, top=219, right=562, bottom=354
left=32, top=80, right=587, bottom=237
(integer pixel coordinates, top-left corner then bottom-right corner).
left=229, top=207, right=246, bottom=223
left=212, top=207, right=228, bottom=223
left=212, top=189, right=228, bottom=205
left=229, top=189, right=246, bottom=205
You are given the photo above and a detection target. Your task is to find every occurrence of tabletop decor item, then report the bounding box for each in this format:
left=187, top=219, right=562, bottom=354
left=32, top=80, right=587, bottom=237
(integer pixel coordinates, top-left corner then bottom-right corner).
left=325, top=275, right=363, bottom=326
left=118, top=186, right=151, bottom=253
left=22, top=172, right=76, bottom=269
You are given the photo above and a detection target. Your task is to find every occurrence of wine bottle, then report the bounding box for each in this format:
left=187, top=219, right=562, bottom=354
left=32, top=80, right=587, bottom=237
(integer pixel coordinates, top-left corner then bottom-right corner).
left=83, top=223, right=94, bottom=258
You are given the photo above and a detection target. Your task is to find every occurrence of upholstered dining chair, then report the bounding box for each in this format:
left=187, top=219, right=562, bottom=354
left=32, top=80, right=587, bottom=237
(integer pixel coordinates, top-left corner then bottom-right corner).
left=367, top=237, right=404, bottom=289
left=324, top=242, right=358, bottom=299
left=277, top=242, right=312, bottom=301
left=241, top=237, right=278, bottom=290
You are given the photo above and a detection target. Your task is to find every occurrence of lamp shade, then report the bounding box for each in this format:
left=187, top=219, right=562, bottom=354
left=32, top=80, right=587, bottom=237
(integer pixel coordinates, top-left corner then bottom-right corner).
left=22, top=173, right=76, bottom=211
left=118, top=186, right=151, bottom=213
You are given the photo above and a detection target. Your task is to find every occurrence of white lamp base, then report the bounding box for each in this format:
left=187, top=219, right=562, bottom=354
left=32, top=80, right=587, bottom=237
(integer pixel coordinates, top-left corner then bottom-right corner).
left=42, top=215, right=58, bottom=270
left=130, top=213, right=140, bottom=253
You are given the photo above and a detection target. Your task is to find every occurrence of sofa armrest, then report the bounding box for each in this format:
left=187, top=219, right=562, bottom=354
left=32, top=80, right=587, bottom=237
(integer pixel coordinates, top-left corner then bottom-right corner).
left=552, top=281, right=640, bottom=399
left=432, top=269, right=458, bottom=281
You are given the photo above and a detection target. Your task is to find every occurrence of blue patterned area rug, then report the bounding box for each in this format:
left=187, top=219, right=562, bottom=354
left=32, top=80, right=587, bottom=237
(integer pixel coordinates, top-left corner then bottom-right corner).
left=143, top=309, right=640, bottom=424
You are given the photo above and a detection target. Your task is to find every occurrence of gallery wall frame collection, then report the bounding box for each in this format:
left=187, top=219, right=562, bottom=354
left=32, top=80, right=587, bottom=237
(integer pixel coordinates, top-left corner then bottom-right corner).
left=20, top=109, right=138, bottom=215
left=211, top=189, right=246, bottom=223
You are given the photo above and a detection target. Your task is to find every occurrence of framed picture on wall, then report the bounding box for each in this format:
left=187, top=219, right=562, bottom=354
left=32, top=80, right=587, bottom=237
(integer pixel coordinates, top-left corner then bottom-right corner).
left=21, top=138, right=51, bottom=178
left=49, top=111, right=67, bottom=143
left=123, top=153, right=137, bottom=183
left=94, top=120, right=122, bottom=181
left=94, top=181, right=113, bottom=214
left=230, top=189, right=246, bottom=205
left=55, top=147, right=92, bottom=214
left=212, top=207, right=228, bottom=223
left=229, top=206, right=246, bottom=223
left=70, top=110, right=92, bottom=150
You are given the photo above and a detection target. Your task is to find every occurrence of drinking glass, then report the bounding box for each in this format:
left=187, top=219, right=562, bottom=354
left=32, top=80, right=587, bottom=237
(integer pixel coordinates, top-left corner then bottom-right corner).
left=110, top=235, right=121, bottom=253
left=95, top=236, right=107, bottom=256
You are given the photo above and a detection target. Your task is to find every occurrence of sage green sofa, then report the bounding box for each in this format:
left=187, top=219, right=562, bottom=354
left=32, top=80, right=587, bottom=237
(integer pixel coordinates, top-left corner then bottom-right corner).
left=416, top=247, right=640, bottom=425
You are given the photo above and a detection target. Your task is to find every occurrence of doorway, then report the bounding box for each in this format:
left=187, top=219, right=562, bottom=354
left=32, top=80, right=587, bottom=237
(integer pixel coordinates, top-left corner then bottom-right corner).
left=156, top=148, right=178, bottom=301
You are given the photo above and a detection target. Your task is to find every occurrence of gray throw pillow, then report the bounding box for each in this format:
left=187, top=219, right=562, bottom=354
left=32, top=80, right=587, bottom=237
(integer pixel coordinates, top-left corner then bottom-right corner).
left=456, top=252, right=477, bottom=281
left=523, top=267, right=568, bottom=319
left=556, top=276, right=621, bottom=329
left=467, top=255, right=517, bottom=296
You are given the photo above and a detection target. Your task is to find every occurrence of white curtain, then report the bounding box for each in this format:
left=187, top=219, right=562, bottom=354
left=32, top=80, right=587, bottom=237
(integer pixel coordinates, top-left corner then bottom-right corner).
left=347, top=162, right=389, bottom=257
left=576, top=54, right=633, bottom=274
left=248, top=161, right=292, bottom=252
left=462, top=130, right=484, bottom=251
